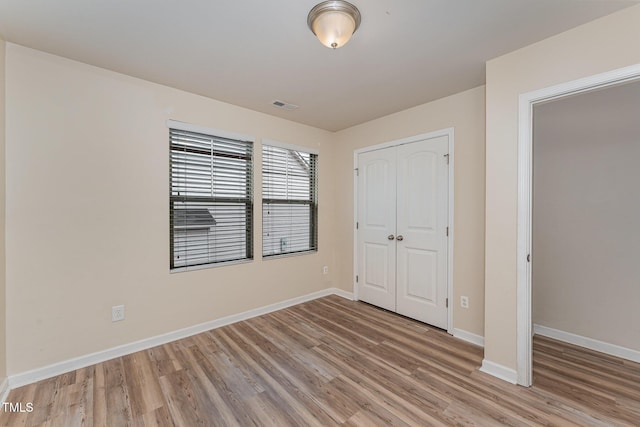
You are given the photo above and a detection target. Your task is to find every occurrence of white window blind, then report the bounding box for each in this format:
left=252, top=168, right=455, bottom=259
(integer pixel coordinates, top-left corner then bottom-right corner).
left=170, top=128, right=253, bottom=269
left=262, top=144, right=318, bottom=257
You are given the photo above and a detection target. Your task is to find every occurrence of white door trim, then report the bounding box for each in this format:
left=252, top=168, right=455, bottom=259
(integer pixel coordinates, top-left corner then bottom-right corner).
left=516, top=64, right=640, bottom=386
left=353, top=128, right=455, bottom=334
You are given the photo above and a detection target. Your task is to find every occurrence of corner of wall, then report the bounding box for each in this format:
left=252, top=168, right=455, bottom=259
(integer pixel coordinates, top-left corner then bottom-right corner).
left=483, top=3, right=640, bottom=377
left=0, top=37, right=7, bottom=384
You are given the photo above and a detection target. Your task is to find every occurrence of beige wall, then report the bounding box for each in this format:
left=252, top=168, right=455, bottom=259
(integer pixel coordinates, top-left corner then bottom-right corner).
left=485, top=4, right=640, bottom=369
left=333, top=86, right=486, bottom=336
left=9, top=3, right=639, bottom=379
left=5, top=44, right=336, bottom=374
left=5, top=43, right=487, bottom=376
left=0, top=38, right=6, bottom=380
left=532, top=81, right=640, bottom=351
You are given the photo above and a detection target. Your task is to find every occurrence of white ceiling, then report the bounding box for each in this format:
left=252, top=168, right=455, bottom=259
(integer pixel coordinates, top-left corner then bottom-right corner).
left=0, top=0, right=637, bottom=131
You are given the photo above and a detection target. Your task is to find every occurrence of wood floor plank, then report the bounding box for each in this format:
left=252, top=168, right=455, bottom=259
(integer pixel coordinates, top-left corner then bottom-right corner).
left=313, top=342, right=450, bottom=426
left=239, top=321, right=356, bottom=424
left=222, top=323, right=338, bottom=426
left=136, top=405, right=175, bottom=427
left=102, top=358, right=133, bottom=427
left=122, top=351, right=164, bottom=418
left=158, top=369, right=217, bottom=426
left=3, top=295, right=640, bottom=426
left=146, top=344, right=181, bottom=379
left=210, top=326, right=325, bottom=426
left=92, top=362, right=107, bottom=427
left=535, top=348, right=640, bottom=397
left=249, top=314, right=339, bottom=382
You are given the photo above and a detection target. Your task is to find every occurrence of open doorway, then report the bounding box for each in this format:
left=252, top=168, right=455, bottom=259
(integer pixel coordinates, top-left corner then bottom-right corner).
left=516, top=65, right=640, bottom=386
left=532, top=79, right=640, bottom=371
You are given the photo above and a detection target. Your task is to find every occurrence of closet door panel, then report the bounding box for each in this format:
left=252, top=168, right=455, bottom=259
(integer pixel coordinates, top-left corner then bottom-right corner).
left=357, top=148, right=397, bottom=311
left=396, top=136, right=449, bottom=328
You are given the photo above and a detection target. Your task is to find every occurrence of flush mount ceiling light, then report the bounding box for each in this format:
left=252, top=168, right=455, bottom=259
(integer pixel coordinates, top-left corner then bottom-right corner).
left=307, top=1, right=361, bottom=49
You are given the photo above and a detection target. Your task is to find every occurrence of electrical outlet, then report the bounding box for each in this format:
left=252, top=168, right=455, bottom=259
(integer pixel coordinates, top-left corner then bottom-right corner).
left=460, top=296, right=469, bottom=309
left=112, top=305, right=125, bottom=322
left=323, top=266, right=329, bottom=275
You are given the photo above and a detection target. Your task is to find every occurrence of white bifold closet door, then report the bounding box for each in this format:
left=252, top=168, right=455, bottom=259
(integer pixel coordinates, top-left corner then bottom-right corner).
left=357, top=135, right=449, bottom=328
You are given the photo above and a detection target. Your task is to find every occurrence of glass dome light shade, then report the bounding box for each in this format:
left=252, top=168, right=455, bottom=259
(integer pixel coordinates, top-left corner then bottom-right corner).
left=311, top=11, right=356, bottom=48
left=308, top=1, right=361, bottom=49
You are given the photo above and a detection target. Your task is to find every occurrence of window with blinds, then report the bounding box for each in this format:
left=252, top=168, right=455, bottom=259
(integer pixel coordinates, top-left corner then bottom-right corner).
left=262, top=143, right=318, bottom=257
left=170, top=127, right=253, bottom=270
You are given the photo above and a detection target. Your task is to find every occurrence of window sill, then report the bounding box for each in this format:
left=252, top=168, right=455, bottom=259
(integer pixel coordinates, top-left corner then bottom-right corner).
left=262, top=250, right=318, bottom=261
left=170, top=258, right=253, bottom=273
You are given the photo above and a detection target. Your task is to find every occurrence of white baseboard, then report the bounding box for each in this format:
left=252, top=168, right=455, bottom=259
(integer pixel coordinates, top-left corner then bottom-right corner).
left=331, top=288, right=355, bottom=301
left=452, top=329, right=484, bottom=347
left=0, top=377, right=9, bottom=404
left=479, top=359, right=518, bottom=384
left=534, top=324, right=640, bottom=363
left=9, top=287, right=351, bottom=389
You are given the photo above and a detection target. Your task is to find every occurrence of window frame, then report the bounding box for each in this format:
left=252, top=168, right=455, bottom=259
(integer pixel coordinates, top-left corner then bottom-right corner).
left=261, top=139, right=319, bottom=259
left=168, top=120, right=255, bottom=272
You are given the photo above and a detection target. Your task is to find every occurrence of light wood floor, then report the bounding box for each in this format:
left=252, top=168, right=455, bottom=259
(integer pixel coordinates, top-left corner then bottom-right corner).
left=2, top=295, right=639, bottom=426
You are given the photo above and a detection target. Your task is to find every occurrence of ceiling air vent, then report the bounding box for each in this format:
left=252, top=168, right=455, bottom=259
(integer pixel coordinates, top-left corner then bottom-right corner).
left=272, top=100, right=299, bottom=111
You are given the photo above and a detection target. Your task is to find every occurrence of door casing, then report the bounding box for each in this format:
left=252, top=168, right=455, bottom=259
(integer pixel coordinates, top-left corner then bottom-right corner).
left=353, top=128, right=455, bottom=335
left=516, top=64, right=640, bottom=387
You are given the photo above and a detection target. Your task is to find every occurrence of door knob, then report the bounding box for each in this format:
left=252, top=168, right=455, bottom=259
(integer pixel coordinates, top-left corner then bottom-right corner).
left=387, top=234, right=395, bottom=240
left=396, top=235, right=404, bottom=241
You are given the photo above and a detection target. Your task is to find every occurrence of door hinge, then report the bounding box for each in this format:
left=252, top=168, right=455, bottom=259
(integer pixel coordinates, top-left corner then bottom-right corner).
left=446, top=298, right=449, bottom=308
left=444, top=153, right=449, bottom=164
left=354, top=168, right=359, bottom=176
left=527, top=254, right=531, bottom=263
left=446, top=226, right=449, bottom=236
left=356, top=275, right=359, bottom=283
left=356, top=222, right=359, bottom=230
